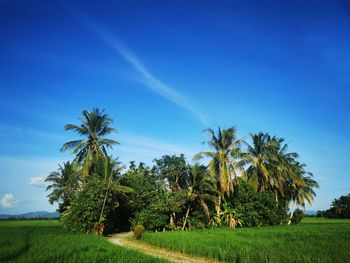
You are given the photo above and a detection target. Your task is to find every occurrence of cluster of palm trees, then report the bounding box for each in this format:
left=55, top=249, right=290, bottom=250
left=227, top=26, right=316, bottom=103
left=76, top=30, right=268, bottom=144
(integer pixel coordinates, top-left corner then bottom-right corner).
left=46, top=108, right=319, bottom=232
left=194, top=128, right=319, bottom=224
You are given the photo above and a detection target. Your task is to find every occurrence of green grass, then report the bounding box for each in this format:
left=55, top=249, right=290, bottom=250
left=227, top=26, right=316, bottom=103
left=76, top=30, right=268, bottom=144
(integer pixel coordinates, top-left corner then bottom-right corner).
left=0, top=220, right=167, bottom=263
left=141, top=217, right=350, bottom=262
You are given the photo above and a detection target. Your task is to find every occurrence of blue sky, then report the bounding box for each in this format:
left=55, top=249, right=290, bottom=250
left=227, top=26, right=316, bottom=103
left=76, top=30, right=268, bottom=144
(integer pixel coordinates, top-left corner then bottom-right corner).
left=1, top=0, right=349, bottom=213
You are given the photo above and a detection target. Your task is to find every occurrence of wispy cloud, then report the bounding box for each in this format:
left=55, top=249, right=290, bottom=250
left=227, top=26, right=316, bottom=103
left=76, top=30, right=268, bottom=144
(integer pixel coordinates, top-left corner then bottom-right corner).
left=77, top=13, right=208, bottom=126
left=28, top=177, right=49, bottom=188
left=0, top=124, right=65, bottom=142
left=0, top=193, right=17, bottom=208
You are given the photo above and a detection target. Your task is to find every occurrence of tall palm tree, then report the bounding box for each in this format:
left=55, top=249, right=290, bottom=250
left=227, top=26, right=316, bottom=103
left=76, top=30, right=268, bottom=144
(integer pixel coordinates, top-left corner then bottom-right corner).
left=241, top=133, right=273, bottom=192
left=60, top=108, right=118, bottom=176
left=45, top=161, right=80, bottom=213
left=267, top=136, right=299, bottom=203
left=90, top=155, right=131, bottom=235
left=287, top=162, right=319, bottom=224
left=242, top=133, right=298, bottom=204
left=194, top=127, right=244, bottom=197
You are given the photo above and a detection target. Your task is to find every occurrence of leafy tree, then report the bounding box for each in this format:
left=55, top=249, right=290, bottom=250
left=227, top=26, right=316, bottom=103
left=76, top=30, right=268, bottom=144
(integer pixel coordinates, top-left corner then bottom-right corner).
left=230, top=183, right=288, bottom=227
left=45, top=161, right=80, bottom=214
left=153, top=154, right=190, bottom=192
left=62, top=155, right=131, bottom=234
left=120, top=162, right=163, bottom=218
left=60, top=108, right=118, bottom=176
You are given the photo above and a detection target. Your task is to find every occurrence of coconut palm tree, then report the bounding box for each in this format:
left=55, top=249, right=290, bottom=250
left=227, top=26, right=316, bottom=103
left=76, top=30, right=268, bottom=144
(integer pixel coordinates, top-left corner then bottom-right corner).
left=242, top=133, right=298, bottom=204
left=182, top=164, right=216, bottom=230
left=45, top=161, right=80, bottom=213
left=90, top=155, right=131, bottom=234
left=60, top=108, right=118, bottom=176
left=241, top=133, right=273, bottom=192
left=194, top=127, right=244, bottom=197
left=267, top=136, right=299, bottom=203
left=287, top=162, right=319, bottom=224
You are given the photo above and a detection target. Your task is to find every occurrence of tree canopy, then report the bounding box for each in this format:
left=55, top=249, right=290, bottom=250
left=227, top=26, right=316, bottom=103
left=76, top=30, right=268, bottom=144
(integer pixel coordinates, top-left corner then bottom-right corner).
left=46, top=108, right=320, bottom=235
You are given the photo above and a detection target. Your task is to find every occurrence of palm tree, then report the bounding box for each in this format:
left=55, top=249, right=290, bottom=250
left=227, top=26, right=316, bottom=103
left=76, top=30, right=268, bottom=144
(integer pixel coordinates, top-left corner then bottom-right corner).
left=45, top=161, right=80, bottom=213
left=241, top=133, right=273, bottom=192
left=287, top=162, right=319, bottom=224
left=267, top=136, right=299, bottom=203
left=91, top=155, right=131, bottom=235
left=242, top=133, right=298, bottom=204
left=194, top=127, right=244, bottom=197
left=182, top=164, right=216, bottom=230
left=60, top=108, right=118, bottom=176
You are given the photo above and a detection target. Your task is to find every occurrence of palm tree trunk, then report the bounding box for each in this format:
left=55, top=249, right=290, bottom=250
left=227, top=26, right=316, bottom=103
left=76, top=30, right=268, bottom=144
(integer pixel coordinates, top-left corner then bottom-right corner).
left=288, top=200, right=296, bottom=225
left=182, top=207, right=191, bottom=230
left=99, top=189, right=108, bottom=223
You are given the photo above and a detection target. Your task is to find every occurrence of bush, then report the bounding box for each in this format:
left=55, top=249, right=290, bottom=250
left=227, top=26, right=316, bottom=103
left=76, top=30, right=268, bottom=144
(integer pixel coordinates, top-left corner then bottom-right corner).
left=291, top=209, right=304, bottom=224
left=133, top=225, right=145, bottom=239
left=133, top=202, right=169, bottom=231
left=230, top=183, right=288, bottom=227
left=61, top=178, right=120, bottom=234
left=187, top=210, right=207, bottom=230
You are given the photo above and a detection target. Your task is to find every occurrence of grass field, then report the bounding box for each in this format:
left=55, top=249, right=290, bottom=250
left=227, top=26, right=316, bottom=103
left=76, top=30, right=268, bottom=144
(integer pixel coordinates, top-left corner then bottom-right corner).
left=141, top=218, right=350, bottom=262
left=0, top=220, right=167, bottom=263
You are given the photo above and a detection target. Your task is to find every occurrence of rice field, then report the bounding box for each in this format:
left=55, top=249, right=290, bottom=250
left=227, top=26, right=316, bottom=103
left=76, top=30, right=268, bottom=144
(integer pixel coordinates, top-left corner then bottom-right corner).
left=0, top=220, right=167, bottom=263
left=141, top=218, right=350, bottom=262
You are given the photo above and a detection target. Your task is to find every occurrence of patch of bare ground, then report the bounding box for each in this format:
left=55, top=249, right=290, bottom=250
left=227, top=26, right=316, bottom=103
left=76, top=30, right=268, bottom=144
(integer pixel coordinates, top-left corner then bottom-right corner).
left=108, top=232, right=218, bottom=263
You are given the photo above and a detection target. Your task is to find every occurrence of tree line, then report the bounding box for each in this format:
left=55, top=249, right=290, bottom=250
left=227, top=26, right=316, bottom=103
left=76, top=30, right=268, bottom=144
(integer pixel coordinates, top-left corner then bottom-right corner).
left=46, top=108, right=319, bottom=234
left=317, top=193, right=350, bottom=219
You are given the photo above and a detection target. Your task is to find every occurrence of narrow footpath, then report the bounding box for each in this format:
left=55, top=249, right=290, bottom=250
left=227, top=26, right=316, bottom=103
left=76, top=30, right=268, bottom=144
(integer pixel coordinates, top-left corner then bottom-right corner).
left=108, top=232, right=218, bottom=263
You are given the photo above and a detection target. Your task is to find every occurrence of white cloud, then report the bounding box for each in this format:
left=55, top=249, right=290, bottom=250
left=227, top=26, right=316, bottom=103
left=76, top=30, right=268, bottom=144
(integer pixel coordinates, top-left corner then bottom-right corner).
left=28, top=176, right=49, bottom=188
left=0, top=193, right=16, bottom=208
left=78, top=14, right=208, bottom=126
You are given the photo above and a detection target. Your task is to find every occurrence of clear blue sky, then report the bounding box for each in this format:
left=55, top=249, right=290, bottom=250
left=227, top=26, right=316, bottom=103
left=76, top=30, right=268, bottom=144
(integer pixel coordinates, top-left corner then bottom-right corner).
left=1, top=0, right=349, bottom=213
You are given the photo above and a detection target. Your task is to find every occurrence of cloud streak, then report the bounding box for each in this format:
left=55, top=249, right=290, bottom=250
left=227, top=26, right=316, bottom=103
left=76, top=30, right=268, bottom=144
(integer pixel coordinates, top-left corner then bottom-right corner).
left=78, top=13, right=208, bottom=126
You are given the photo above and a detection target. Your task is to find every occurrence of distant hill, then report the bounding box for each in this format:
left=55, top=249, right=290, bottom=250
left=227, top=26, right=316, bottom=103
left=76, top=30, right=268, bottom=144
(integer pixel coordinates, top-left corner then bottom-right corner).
left=0, top=211, right=60, bottom=219
left=305, top=210, right=318, bottom=215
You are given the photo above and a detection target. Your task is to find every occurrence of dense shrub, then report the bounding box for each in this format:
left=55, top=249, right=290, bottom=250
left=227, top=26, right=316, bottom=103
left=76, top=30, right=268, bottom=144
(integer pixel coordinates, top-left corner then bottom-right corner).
left=291, top=209, right=304, bottom=224
left=61, top=178, right=120, bottom=234
left=133, top=202, right=169, bottom=231
left=230, top=183, right=288, bottom=227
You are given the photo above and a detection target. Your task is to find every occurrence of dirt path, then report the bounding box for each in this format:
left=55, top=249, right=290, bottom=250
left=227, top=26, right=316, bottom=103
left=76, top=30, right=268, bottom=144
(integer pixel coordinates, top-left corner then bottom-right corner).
left=108, top=232, right=218, bottom=263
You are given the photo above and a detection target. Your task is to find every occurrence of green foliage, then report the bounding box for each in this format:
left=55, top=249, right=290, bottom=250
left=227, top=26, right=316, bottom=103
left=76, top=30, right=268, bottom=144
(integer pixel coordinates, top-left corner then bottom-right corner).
left=61, top=178, right=115, bottom=233
left=231, top=183, right=288, bottom=227
left=187, top=210, right=207, bottom=229
left=133, top=202, right=169, bottom=231
left=49, top=109, right=320, bottom=234
left=60, top=108, right=119, bottom=177
left=153, top=154, right=190, bottom=192
left=45, top=161, right=80, bottom=214
left=291, top=209, right=304, bottom=224
left=120, top=162, right=161, bottom=214
left=318, top=193, right=350, bottom=218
